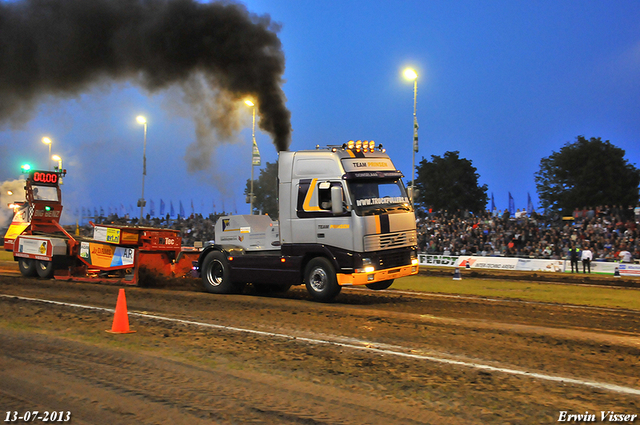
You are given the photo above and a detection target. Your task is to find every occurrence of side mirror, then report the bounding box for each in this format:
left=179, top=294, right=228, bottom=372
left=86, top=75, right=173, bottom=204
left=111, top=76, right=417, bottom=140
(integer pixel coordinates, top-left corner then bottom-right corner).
left=331, top=186, right=344, bottom=215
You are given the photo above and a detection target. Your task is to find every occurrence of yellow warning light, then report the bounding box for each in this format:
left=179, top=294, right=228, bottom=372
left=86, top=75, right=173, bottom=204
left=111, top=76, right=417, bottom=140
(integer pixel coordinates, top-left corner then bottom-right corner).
left=355, top=140, right=362, bottom=149
left=347, top=140, right=355, bottom=149
left=369, top=140, right=376, bottom=150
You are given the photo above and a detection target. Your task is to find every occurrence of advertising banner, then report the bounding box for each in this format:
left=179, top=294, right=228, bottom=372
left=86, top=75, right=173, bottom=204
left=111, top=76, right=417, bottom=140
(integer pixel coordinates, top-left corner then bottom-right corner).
left=419, top=254, right=632, bottom=276
left=80, top=242, right=135, bottom=268
left=618, top=263, right=640, bottom=277
left=93, top=226, right=121, bottom=244
left=18, top=238, right=49, bottom=257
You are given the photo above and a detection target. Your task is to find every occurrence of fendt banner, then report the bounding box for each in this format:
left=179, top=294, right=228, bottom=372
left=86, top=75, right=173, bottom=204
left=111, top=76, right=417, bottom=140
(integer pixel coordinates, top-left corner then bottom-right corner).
left=419, top=254, right=639, bottom=276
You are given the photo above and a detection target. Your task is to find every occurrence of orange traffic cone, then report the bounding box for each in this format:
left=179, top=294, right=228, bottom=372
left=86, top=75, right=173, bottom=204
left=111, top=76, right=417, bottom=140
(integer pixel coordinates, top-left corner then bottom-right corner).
left=106, top=288, right=136, bottom=334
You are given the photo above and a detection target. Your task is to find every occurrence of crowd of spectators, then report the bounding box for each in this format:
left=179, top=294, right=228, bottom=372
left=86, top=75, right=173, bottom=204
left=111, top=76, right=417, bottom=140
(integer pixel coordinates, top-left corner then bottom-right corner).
left=63, top=204, right=640, bottom=264
left=417, top=204, right=640, bottom=263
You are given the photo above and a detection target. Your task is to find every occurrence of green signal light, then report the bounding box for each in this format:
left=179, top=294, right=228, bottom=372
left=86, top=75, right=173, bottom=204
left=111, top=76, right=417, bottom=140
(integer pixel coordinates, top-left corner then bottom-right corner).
left=21, top=164, right=31, bottom=172
left=45, top=206, right=52, bottom=212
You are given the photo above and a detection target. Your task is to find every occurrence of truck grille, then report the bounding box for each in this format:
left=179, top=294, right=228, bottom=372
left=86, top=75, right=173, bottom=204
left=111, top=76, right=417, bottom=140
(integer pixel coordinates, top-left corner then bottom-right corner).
left=364, top=230, right=417, bottom=251
left=377, top=250, right=411, bottom=269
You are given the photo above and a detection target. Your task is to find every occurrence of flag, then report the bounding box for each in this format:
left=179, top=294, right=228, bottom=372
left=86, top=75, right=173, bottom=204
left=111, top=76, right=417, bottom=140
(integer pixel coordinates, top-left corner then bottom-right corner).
left=508, top=192, right=515, bottom=216
left=490, top=192, right=495, bottom=212
left=179, top=200, right=185, bottom=217
left=527, top=192, right=534, bottom=215
left=100, top=207, right=104, bottom=217
left=94, top=207, right=98, bottom=217
left=252, top=139, right=261, bottom=166
left=170, top=201, right=175, bottom=217
left=160, top=199, right=165, bottom=216
left=149, top=199, right=155, bottom=216
left=190, top=199, right=195, bottom=215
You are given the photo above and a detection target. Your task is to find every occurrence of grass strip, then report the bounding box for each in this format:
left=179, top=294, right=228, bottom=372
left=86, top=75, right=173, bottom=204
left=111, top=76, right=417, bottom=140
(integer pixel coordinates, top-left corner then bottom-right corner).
left=394, top=275, right=640, bottom=311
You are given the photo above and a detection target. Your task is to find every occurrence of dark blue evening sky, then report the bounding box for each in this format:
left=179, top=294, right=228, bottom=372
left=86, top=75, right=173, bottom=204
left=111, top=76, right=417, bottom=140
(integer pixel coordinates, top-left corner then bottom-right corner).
left=1, top=0, right=639, bottom=225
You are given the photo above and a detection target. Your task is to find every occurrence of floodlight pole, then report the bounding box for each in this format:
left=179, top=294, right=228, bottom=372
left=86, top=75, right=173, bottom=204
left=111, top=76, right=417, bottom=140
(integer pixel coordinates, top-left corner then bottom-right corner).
left=412, top=78, right=418, bottom=208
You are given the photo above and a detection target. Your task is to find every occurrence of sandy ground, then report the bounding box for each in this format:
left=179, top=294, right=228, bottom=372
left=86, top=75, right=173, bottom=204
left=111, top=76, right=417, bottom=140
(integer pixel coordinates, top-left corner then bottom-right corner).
left=0, top=266, right=639, bottom=424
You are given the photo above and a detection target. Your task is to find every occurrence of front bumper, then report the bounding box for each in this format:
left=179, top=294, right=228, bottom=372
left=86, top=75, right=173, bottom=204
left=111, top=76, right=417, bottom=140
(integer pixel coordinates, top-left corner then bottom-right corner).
left=337, top=262, right=418, bottom=286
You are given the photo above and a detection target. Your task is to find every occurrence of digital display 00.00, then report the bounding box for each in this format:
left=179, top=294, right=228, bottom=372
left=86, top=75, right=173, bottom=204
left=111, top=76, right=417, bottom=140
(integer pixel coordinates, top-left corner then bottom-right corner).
left=32, top=171, right=58, bottom=185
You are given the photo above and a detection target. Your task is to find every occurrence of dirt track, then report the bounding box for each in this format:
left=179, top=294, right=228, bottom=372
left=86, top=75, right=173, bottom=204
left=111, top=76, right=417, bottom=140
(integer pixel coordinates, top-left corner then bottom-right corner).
left=0, top=270, right=639, bottom=424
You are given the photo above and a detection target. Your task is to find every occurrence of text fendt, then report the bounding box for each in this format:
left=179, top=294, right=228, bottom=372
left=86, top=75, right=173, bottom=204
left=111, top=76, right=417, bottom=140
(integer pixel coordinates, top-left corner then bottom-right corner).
left=197, top=141, right=419, bottom=302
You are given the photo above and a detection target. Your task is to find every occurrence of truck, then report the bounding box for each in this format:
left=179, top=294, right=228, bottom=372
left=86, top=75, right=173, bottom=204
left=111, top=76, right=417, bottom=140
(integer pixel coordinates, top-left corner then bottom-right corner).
left=4, top=169, right=199, bottom=283
left=197, top=140, right=419, bottom=302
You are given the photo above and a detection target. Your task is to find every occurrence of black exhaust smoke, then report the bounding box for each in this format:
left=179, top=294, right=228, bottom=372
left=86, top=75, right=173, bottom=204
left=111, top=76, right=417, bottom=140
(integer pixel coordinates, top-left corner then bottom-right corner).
left=0, top=0, right=292, bottom=169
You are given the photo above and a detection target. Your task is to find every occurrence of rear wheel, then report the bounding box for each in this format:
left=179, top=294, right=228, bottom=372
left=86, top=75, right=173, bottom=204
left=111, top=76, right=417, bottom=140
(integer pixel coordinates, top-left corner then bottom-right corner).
left=201, top=251, right=244, bottom=294
left=304, top=257, right=341, bottom=302
left=366, top=279, right=394, bottom=290
left=18, top=258, right=37, bottom=277
left=36, top=260, right=55, bottom=279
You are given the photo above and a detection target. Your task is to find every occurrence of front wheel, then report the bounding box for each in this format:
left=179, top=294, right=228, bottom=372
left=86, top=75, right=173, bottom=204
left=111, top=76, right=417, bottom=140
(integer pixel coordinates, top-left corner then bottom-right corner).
left=304, top=257, right=341, bottom=302
left=201, top=251, right=243, bottom=294
left=366, top=279, right=394, bottom=290
left=18, top=258, right=37, bottom=277
left=36, top=260, right=55, bottom=279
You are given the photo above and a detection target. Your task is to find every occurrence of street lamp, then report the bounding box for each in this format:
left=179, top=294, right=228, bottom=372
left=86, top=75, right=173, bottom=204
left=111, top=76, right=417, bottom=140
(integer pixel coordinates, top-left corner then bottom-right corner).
left=52, top=155, right=63, bottom=184
left=403, top=68, right=419, bottom=208
left=42, top=137, right=52, bottom=170
left=245, top=99, right=260, bottom=215
left=51, top=155, right=62, bottom=170
left=136, top=115, right=148, bottom=222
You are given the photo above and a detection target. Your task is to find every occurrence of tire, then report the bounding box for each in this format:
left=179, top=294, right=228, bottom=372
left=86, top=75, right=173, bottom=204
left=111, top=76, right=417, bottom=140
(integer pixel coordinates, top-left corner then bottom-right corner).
left=36, top=260, right=55, bottom=279
left=304, top=257, right=341, bottom=302
left=18, top=258, right=37, bottom=277
left=201, top=251, right=243, bottom=294
left=365, top=279, right=394, bottom=290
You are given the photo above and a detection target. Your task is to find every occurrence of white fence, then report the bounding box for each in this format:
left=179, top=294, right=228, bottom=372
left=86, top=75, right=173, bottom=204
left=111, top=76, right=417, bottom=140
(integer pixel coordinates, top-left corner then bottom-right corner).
left=418, top=254, right=639, bottom=277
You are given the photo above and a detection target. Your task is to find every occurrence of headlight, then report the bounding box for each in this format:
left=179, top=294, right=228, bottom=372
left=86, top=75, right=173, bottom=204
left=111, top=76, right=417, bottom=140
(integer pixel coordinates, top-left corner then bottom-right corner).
left=356, top=258, right=375, bottom=273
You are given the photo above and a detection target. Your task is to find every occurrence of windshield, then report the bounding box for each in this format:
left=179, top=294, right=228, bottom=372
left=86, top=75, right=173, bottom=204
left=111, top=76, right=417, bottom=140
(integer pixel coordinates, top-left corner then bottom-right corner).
left=32, top=185, right=59, bottom=202
left=348, top=179, right=412, bottom=215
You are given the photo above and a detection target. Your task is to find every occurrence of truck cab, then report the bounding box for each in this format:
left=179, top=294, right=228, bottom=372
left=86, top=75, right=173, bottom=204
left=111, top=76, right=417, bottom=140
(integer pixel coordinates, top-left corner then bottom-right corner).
left=199, top=141, right=419, bottom=302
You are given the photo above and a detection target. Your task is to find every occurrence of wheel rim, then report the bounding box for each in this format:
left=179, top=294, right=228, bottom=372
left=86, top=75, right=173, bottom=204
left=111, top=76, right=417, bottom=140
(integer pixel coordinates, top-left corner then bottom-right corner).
left=309, top=267, right=328, bottom=292
left=206, top=260, right=224, bottom=287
